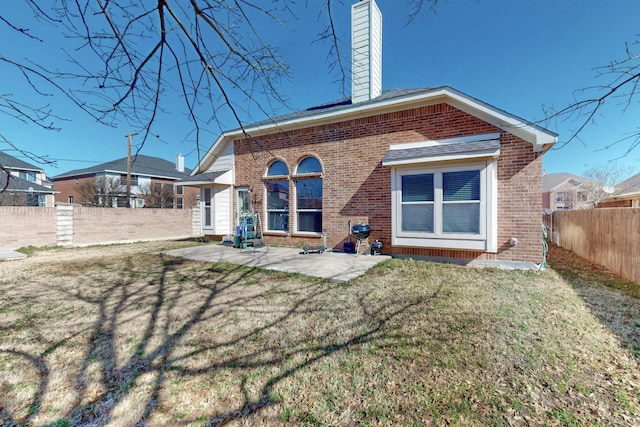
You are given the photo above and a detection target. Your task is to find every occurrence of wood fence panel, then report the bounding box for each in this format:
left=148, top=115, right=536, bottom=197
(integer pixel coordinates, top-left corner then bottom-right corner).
left=550, top=209, right=640, bottom=283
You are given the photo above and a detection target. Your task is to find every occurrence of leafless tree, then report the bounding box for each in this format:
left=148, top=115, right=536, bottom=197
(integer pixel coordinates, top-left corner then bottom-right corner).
left=2, top=1, right=638, bottom=168
left=582, top=162, right=636, bottom=207
left=0, top=188, right=26, bottom=206
left=138, top=182, right=175, bottom=209
left=76, top=175, right=123, bottom=207
left=0, top=1, right=307, bottom=163
left=543, top=38, right=640, bottom=156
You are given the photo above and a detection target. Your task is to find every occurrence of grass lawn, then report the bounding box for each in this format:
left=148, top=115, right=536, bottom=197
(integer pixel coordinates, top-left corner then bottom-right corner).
left=0, top=241, right=639, bottom=426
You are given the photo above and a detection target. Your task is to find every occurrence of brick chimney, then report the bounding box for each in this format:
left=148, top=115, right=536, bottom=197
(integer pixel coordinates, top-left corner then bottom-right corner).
left=351, top=0, right=382, bottom=104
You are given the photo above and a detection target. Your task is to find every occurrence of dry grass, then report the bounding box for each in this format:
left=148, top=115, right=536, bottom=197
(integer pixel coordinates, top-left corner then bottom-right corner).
left=0, top=241, right=639, bottom=426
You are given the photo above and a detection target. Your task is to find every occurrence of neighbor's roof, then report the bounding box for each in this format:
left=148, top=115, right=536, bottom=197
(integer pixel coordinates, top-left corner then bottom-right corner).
left=608, top=172, right=640, bottom=199
left=53, top=155, right=191, bottom=180
left=0, top=151, right=43, bottom=171
left=194, top=86, right=558, bottom=174
left=0, top=170, right=56, bottom=193
left=542, top=173, right=579, bottom=192
left=542, top=173, right=600, bottom=192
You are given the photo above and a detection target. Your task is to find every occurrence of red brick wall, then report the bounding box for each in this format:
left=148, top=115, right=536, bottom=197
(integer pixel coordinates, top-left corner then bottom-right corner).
left=234, top=103, right=544, bottom=263
left=53, top=176, right=93, bottom=204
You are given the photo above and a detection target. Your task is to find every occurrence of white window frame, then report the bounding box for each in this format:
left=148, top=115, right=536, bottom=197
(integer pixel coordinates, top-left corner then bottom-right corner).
left=201, top=187, right=213, bottom=230
left=293, top=157, right=323, bottom=235
left=391, top=160, right=497, bottom=252
left=294, top=177, right=322, bottom=234
left=263, top=161, right=289, bottom=233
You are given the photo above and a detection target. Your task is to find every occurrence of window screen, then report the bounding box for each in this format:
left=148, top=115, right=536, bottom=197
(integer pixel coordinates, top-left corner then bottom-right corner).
left=442, top=170, right=480, bottom=234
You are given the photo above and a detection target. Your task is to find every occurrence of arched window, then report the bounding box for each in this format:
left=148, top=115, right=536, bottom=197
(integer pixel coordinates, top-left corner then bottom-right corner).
left=295, top=156, right=322, bottom=233
left=265, top=160, right=289, bottom=231
left=267, top=160, right=289, bottom=177
left=296, top=157, right=322, bottom=174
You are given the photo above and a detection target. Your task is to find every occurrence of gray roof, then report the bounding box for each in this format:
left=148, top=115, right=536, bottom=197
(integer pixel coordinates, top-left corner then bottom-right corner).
left=382, top=139, right=500, bottom=165
left=53, top=155, right=191, bottom=180
left=542, top=173, right=603, bottom=192
left=0, top=151, right=43, bottom=171
left=611, top=172, right=640, bottom=197
left=242, top=86, right=556, bottom=137
left=542, top=173, right=581, bottom=192
left=177, top=171, right=227, bottom=185
left=0, top=170, right=55, bottom=193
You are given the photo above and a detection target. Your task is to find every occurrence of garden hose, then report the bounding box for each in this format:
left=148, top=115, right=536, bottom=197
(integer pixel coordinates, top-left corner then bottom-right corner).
left=540, top=222, right=548, bottom=270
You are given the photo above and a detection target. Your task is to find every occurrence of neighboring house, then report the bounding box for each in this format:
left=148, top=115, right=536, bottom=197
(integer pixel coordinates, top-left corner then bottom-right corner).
left=598, top=172, right=640, bottom=208
left=542, top=173, right=600, bottom=212
left=0, top=151, right=56, bottom=207
left=182, top=0, right=557, bottom=264
left=52, top=154, right=198, bottom=209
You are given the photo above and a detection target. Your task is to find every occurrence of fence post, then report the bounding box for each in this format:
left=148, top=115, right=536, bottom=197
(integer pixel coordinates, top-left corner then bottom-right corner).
left=56, top=204, right=74, bottom=246
left=191, top=205, right=201, bottom=237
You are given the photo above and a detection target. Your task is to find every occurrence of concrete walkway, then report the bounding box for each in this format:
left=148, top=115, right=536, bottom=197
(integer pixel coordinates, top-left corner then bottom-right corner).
left=164, top=244, right=391, bottom=283
left=0, top=249, right=26, bottom=260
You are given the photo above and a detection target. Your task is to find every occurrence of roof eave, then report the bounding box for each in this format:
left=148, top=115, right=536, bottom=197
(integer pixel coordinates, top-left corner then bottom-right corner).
left=195, top=87, right=558, bottom=173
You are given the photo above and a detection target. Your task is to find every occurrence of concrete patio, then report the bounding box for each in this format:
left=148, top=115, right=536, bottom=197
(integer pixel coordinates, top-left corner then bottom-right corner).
left=163, top=244, right=391, bottom=283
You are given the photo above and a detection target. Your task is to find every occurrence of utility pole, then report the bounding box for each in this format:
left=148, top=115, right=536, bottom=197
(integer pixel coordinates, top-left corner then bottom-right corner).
left=126, top=132, right=132, bottom=208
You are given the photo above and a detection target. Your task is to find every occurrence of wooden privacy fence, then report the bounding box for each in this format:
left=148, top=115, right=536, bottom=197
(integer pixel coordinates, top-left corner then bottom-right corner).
left=544, top=208, right=640, bottom=283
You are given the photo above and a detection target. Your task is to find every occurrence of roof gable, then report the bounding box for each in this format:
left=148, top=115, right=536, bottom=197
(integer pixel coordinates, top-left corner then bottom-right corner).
left=0, top=170, right=55, bottom=193
left=0, top=151, right=43, bottom=172
left=542, top=173, right=601, bottom=192
left=194, top=86, right=557, bottom=174
left=53, top=155, right=191, bottom=180
left=610, top=172, right=640, bottom=198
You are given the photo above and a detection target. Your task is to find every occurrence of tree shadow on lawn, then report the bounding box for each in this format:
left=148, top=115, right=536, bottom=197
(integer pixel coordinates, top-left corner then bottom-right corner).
left=0, top=253, right=442, bottom=426
left=547, top=243, right=640, bottom=361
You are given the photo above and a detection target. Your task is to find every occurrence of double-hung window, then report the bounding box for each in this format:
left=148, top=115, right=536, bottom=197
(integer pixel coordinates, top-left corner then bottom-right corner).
left=392, top=162, right=496, bottom=251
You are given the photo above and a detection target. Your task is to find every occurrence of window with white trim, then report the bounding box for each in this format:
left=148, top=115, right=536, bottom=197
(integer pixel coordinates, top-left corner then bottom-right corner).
left=265, top=160, right=289, bottom=232
left=295, top=157, right=322, bottom=233
left=392, top=161, right=496, bottom=251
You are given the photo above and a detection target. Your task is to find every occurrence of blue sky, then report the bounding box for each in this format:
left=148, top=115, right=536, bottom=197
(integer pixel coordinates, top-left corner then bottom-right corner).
left=1, top=0, right=639, bottom=178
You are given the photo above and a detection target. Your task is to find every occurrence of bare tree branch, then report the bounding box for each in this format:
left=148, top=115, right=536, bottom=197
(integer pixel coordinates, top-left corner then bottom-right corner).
left=543, top=38, right=640, bottom=155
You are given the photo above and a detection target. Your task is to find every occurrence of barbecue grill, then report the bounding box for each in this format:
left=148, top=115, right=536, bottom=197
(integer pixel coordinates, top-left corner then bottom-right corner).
left=351, top=222, right=371, bottom=255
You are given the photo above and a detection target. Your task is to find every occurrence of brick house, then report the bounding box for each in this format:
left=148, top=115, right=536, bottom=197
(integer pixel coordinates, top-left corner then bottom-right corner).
left=0, top=150, right=56, bottom=207
left=542, top=173, right=600, bottom=212
left=184, top=0, right=557, bottom=264
left=52, top=154, right=198, bottom=209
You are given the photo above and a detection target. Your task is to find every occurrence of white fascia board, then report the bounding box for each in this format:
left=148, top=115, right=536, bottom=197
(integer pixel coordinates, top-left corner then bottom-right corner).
left=444, top=92, right=557, bottom=151
left=246, top=88, right=556, bottom=147
left=389, top=132, right=501, bottom=150
left=183, top=170, right=234, bottom=186
left=104, top=169, right=183, bottom=181
left=192, top=134, right=228, bottom=174
left=382, top=149, right=500, bottom=167
left=198, top=88, right=557, bottom=170
left=609, top=190, right=640, bottom=199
